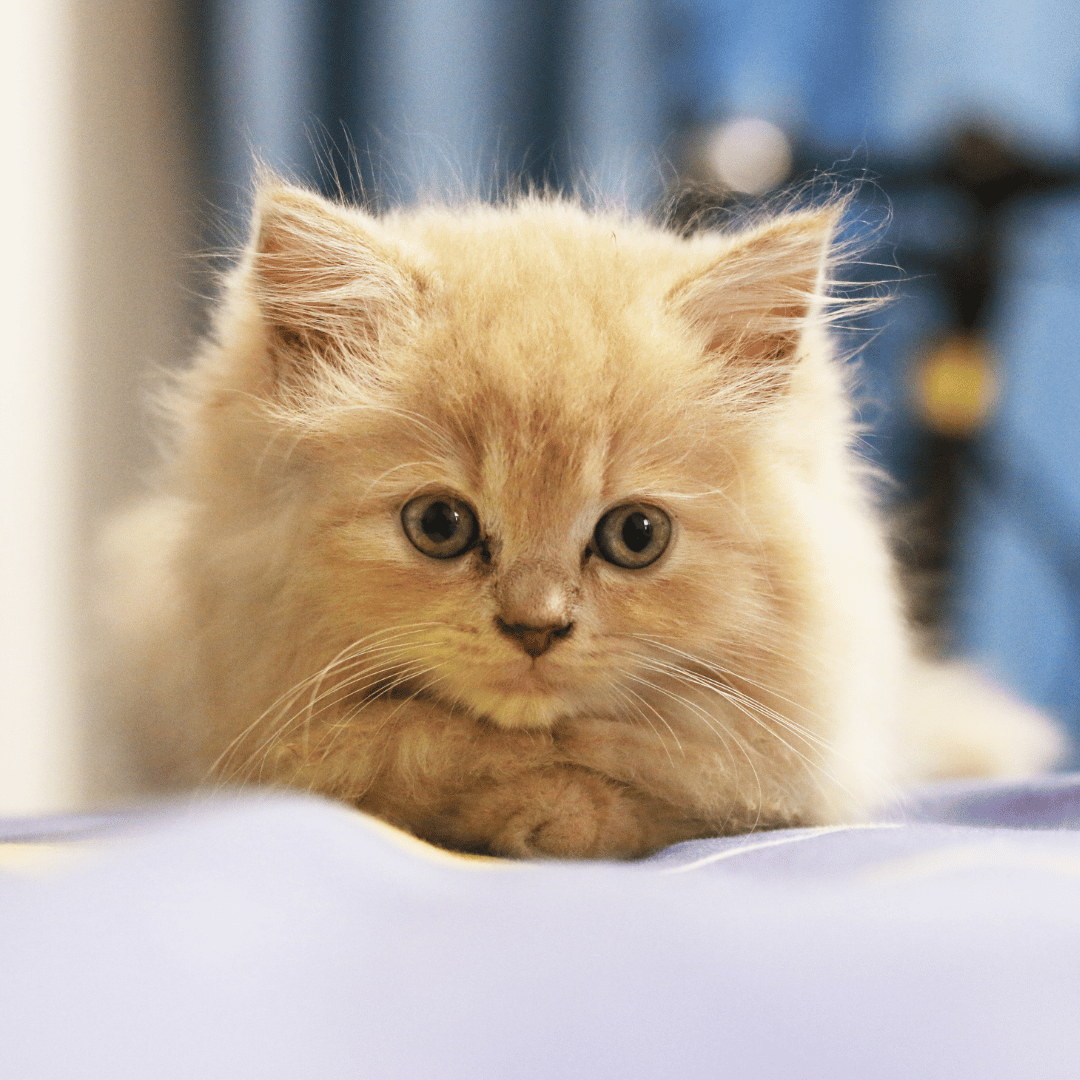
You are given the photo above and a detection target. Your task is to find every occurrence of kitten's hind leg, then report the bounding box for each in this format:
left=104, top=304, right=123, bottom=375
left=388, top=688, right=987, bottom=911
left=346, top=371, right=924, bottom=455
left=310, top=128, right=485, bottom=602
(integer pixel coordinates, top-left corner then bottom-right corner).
left=902, top=660, right=1065, bottom=781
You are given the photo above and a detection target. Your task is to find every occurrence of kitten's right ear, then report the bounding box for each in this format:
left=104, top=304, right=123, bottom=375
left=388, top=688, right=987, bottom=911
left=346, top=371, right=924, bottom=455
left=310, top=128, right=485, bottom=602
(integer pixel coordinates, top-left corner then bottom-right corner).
left=242, top=182, right=435, bottom=397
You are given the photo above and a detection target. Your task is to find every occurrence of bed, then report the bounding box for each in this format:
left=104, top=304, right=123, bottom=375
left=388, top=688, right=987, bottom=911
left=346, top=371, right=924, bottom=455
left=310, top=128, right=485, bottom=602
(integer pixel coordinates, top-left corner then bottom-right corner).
left=2, top=774, right=1079, bottom=1078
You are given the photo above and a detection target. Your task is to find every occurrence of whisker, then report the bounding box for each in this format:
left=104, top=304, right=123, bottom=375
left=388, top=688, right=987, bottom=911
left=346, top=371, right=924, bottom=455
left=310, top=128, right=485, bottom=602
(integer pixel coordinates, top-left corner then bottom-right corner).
left=631, top=654, right=864, bottom=814
left=634, top=654, right=832, bottom=756
left=609, top=684, right=679, bottom=767
left=638, top=636, right=828, bottom=726
left=211, top=622, right=450, bottom=781
left=615, top=682, right=685, bottom=757
left=241, top=652, right=443, bottom=782
left=631, top=639, right=895, bottom=807
left=289, top=665, right=453, bottom=791
left=621, top=669, right=764, bottom=833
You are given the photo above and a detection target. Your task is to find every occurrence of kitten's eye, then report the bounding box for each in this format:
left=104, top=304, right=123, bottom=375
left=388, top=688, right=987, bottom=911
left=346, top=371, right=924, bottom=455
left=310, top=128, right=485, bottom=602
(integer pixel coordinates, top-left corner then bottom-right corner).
left=593, top=503, right=672, bottom=569
left=401, top=494, right=479, bottom=559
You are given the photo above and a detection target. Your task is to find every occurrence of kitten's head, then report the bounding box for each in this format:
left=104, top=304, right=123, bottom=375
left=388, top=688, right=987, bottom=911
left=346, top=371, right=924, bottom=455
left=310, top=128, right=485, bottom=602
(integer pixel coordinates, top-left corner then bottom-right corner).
left=189, top=182, right=857, bottom=734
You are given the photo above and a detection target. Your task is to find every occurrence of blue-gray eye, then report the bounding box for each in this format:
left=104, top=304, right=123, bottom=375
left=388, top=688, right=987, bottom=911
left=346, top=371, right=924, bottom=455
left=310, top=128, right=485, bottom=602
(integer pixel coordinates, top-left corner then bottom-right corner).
left=401, top=494, right=479, bottom=559
left=594, top=503, right=671, bottom=569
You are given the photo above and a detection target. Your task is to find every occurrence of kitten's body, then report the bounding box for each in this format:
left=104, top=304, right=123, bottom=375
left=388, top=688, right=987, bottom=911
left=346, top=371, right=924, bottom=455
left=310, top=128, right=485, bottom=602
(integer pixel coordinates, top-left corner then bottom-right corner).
left=106, top=183, right=1060, bottom=857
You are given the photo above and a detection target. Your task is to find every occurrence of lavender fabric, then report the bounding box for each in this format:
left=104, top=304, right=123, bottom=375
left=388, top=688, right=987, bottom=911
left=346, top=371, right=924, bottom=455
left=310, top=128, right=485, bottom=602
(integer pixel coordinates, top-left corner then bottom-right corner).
left=2, top=777, right=1079, bottom=1079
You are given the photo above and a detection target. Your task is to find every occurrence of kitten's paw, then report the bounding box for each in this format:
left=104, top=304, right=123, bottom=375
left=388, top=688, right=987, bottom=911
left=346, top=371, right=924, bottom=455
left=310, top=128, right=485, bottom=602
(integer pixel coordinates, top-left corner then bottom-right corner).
left=461, top=767, right=670, bottom=859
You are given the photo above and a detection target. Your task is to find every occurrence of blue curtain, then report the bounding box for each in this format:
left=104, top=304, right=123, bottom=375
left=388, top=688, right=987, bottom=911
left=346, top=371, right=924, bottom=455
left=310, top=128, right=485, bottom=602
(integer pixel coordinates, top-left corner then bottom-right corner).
left=194, top=0, right=663, bottom=219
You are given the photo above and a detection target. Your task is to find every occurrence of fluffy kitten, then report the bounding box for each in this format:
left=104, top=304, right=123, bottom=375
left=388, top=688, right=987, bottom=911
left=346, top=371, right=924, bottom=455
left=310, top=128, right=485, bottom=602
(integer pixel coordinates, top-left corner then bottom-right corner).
left=106, top=181, right=1061, bottom=857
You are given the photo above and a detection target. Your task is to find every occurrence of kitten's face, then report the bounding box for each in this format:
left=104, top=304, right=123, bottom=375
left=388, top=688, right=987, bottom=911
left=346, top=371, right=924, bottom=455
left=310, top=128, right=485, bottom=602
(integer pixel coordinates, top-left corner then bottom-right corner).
left=291, top=228, right=791, bottom=731
left=214, top=188, right=834, bottom=736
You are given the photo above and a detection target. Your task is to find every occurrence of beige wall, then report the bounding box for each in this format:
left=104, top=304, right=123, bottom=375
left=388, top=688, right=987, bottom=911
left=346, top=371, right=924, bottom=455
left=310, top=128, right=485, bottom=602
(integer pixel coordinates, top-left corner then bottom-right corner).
left=0, top=1, right=193, bottom=812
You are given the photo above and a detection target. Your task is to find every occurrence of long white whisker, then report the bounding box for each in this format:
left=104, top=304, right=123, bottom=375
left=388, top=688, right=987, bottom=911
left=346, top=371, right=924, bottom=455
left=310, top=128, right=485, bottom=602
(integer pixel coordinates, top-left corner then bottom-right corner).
left=210, top=621, right=444, bottom=776
left=212, top=622, right=451, bottom=781
left=242, top=653, right=443, bottom=781
left=621, top=669, right=764, bottom=833
left=629, top=640, right=894, bottom=807
left=638, top=636, right=828, bottom=726
left=633, top=654, right=832, bottom=756
left=609, top=684, right=678, bottom=767
left=615, top=681, right=685, bottom=757
left=290, top=666, right=453, bottom=790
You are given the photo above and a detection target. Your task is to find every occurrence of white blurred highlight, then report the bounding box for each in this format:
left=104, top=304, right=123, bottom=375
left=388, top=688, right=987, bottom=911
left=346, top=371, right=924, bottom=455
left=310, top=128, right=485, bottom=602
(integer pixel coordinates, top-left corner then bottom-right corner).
left=704, top=117, right=793, bottom=195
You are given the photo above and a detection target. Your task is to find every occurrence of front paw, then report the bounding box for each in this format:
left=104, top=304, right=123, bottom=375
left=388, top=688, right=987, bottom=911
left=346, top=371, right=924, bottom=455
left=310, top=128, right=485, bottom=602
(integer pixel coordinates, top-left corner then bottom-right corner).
left=444, top=767, right=685, bottom=859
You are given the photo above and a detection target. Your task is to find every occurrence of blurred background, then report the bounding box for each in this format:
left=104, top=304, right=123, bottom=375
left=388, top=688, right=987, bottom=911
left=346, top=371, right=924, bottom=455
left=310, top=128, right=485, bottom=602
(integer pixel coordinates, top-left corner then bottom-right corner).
left=2, top=0, right=1078, bottom=811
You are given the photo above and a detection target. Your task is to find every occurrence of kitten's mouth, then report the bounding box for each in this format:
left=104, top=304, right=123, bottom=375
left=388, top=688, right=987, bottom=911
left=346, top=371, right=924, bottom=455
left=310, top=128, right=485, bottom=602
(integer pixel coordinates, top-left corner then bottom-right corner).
left=375, top=655, right=578, bottom=730
left=463, top=688, right=570, bottom=730
left=467, top=673, right=625, bottom=730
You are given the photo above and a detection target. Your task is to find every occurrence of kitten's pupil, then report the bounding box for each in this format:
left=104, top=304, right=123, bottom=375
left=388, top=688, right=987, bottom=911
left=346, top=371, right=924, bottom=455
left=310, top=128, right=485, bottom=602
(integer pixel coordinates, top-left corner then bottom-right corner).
left=422, top=501, right=459, bottom=541
left=622, top=512, right=652, bottom=553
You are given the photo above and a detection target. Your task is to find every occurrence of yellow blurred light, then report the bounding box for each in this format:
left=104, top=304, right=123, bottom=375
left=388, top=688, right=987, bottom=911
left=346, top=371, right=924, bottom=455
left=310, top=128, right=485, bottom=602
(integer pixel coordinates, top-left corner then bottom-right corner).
left=916, top=333, right=999, bottom=437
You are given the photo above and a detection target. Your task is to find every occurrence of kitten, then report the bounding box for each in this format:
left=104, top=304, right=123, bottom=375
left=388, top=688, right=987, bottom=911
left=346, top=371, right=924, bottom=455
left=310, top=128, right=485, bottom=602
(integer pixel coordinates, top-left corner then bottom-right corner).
left=105, top=181, right=1062, bottom=858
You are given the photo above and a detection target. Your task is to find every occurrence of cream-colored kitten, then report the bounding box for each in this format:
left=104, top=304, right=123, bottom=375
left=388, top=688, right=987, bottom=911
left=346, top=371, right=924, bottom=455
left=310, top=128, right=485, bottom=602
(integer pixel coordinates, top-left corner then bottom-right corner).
left=105, top=181, right=1061, bottom=857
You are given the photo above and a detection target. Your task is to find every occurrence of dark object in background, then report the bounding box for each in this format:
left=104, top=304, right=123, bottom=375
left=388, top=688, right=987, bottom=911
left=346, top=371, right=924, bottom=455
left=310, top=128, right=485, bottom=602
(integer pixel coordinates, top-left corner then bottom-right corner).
left=897, top=126, right=1080, bottom=651
left=668, top=123, right=1080, bottom=660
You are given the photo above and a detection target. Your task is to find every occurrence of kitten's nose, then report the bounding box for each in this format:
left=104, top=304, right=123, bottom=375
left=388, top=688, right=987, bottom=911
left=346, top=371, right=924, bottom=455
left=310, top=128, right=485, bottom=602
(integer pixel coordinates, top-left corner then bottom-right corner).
left=496, top=559, right=576, bottom=657
left=497, top=619, right=573, bottom=658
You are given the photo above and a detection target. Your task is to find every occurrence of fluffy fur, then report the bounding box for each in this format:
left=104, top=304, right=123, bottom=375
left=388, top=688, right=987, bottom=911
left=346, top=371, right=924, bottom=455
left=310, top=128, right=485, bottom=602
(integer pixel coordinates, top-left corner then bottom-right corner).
left=105, top=181, right=1062, bottom=857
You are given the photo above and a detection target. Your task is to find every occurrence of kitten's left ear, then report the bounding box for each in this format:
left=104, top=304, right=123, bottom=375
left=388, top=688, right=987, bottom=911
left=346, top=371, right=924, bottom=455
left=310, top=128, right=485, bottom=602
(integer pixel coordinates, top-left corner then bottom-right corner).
left=668, top=208, right=841, bottom=399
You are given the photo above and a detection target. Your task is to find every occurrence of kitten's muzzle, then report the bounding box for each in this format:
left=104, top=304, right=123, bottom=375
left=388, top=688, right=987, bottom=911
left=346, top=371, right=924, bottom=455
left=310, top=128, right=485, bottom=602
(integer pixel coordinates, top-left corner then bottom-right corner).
left=496, top=618, right=574, bottom=658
